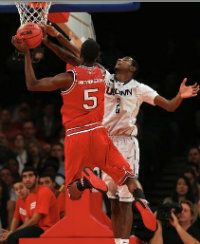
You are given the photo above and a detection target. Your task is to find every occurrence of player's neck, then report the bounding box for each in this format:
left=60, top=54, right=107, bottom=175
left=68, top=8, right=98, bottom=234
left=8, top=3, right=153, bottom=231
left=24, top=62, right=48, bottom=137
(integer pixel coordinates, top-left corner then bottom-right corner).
left=115, top=72, right=132, bottom=84
left=82, top=62, right=95, bottom=67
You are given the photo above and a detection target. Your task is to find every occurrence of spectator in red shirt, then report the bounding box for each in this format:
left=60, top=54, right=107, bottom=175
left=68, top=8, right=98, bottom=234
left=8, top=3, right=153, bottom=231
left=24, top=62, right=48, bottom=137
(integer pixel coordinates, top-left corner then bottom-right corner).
left=0, top=179, right=29, bottom=240
left=5, top=166, right=60, bottom=244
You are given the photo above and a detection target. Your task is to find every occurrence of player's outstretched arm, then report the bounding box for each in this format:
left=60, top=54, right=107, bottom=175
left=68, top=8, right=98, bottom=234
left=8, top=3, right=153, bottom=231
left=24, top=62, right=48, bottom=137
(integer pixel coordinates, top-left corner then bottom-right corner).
left=25, top=50, right=74, bottom=91
left=43, top=37, right=81, bottom=66
left=42, top=24, right=81, bottom=57
left=11, top=36, right=74, bottom=92
left=154, top=78, right=199, bottom=112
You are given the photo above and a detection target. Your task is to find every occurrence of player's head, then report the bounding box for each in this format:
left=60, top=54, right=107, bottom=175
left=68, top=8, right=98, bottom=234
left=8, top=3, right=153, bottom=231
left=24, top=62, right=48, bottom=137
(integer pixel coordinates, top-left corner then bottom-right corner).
left=80, top=38, right=100, bottom=64
left=115, top=56, right=138, bottom=77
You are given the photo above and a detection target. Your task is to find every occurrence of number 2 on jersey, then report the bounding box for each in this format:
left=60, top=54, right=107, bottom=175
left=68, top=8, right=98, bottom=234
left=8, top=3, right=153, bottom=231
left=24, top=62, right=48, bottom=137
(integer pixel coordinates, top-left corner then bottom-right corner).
left=83, top=88, right=98, bottom=109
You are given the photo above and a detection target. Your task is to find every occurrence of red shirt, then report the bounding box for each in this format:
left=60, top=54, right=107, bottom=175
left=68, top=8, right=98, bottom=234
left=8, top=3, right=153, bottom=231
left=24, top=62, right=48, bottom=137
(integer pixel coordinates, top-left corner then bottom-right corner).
left=13, top=198, right=27, bottom=223
left=61, top=64, right=105, bottom=129
left=25, top=186, right=59, bottom=231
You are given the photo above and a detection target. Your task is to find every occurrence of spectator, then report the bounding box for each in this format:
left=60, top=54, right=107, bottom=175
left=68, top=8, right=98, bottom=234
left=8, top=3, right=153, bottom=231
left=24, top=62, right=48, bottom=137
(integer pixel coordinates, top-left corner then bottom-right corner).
left=0, top=179, right=10, bottom=229
left=13, top=103, right=32, bottom=125
left=22, top=120, right=38, bottom=145
left=0, top=179, right=29, bottom=241
left=150, top=200, right=200, bottom=244
left=39, top=173, right=64, bottom=218
left=0, top=132, right=9, bottom=148
left=6, top=157, right=20, bottom=179
left=163, top=175, right=195, bottom=204
left=26, top=142, right=42, bottom=170
left=187, top=146, right=200, bottom=169
left=39, top=156, right=59, bottom=177
left=183, top=167, right=200, bottom=203
left=0, top=167, right=17, bottom=227
left=5, top=166, right=59, bottom=244
left=0, top=167, right=16, bottom=199
left=38, top=173, right=59, bottom=197
left=0, top=109, right=21, bottom=144
left=36, top=104, right=61, bottom=141
left=50, top=143, right=64, bottom=176
left=13, top=133, right=28, bottom=174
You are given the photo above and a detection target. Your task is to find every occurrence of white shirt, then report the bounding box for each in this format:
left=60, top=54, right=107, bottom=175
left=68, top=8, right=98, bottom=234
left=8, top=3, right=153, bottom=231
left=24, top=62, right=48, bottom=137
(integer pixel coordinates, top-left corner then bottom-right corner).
left=103, top=71, right=159, bottom=136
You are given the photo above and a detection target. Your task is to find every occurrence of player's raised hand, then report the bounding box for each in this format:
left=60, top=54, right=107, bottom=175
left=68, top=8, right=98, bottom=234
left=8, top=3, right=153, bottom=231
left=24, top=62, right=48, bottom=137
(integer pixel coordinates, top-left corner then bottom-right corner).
left=179, top=78, right=200, bottom=98
left=11, top=35, right=29, bottom=53
left=42, top=24, right=59, bottom=37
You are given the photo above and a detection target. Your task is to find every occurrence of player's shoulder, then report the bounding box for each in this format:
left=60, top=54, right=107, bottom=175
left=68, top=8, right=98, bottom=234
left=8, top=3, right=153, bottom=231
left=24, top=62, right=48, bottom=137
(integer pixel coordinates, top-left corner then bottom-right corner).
left=105, top=71, right=114, bottom=86
left=130, top=79, right=152, bottom=90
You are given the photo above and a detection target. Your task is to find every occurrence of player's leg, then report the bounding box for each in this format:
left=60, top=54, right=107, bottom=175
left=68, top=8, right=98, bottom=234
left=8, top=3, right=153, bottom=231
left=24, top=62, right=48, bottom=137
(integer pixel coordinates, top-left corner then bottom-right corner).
left=65, top=131, right=107, bottom=199
left=102, top=136, right=135, bottom=244
left=102, top=136, right=157, bottom=232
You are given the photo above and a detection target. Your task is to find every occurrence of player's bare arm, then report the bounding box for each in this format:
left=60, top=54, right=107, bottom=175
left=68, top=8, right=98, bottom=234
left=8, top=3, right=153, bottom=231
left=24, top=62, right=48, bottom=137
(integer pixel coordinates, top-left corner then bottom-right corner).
left=154, top=78, right=199, bottom=112
left=25, top=50, right=74, bottom=91
left=11, top=36, right=74, bottom=92
left=42, top=25, right=81, bottom=57
left=43, top=37, right=81, bottom=65
left=16, top=213, right=42, bottom=230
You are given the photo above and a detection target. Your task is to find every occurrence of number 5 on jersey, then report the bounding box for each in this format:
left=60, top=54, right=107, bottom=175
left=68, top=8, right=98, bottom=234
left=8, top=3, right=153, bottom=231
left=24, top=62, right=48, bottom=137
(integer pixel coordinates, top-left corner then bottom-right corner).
left=83, top=88, right=98, bottom=110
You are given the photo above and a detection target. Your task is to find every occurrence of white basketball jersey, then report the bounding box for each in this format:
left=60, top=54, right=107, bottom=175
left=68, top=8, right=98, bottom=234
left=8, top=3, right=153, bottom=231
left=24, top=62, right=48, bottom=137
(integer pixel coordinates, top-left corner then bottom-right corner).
left=103, top=71, right=159, bottom=136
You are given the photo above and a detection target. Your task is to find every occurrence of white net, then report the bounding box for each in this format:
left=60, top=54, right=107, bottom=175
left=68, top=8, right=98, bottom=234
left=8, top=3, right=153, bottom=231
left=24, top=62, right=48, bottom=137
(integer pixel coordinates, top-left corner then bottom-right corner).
left=15, top=1, right=52, bottom=25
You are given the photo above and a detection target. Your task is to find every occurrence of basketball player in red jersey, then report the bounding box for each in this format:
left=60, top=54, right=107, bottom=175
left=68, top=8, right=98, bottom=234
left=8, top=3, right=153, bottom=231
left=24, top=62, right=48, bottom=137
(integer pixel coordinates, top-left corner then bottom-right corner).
left=12, top=36, right=157, bottom=232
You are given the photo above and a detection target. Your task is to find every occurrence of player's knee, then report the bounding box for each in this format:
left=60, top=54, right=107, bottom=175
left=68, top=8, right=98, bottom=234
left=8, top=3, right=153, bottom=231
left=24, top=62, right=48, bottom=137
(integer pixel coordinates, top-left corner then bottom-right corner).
left=107, top=181, right=117, bottom=195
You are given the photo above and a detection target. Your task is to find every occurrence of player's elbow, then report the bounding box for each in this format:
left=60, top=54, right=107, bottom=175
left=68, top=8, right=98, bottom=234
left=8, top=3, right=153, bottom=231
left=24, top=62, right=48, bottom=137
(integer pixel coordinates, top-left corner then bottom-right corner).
left=26, top=84, right=36, bottom=91
left=166, top=107, right=176, bottom=112
left=26, top=81, right=38, bottom=91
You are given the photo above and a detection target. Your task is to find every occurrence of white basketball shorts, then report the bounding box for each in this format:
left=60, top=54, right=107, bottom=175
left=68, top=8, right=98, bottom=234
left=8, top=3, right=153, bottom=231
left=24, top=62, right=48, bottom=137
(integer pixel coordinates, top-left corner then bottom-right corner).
left=102, top=135, right=140, bottom=202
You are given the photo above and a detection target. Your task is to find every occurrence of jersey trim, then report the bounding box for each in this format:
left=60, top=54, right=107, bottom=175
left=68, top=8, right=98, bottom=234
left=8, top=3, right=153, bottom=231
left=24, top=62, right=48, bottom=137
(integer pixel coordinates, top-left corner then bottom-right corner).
left=66, top=122, right=103, bottom=136
left=61, top=70, right=76, bottom=95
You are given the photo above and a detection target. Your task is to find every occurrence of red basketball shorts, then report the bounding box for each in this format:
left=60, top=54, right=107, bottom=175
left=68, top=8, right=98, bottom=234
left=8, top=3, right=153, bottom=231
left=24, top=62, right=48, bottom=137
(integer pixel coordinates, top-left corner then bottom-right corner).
left=64, top=125, right=135, bottom=186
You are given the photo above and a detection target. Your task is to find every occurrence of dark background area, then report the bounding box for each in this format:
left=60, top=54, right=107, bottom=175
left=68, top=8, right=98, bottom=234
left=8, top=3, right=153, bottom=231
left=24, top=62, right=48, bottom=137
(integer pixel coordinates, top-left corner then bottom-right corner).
left=0, top=3, right=200, bottom=193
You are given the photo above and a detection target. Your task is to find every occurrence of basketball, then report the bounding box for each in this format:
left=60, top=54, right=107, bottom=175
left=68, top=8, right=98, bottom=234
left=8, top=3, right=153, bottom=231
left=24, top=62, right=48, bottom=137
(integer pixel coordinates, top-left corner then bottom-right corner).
left=16, top=22, right=43, bottom=49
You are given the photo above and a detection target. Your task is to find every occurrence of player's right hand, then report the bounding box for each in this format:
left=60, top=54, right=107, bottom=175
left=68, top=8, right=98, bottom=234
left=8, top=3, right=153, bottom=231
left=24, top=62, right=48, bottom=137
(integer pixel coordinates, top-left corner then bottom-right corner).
left=41, top=24, right=59, bottom=37
left=11, top=35, right=29, bottom=53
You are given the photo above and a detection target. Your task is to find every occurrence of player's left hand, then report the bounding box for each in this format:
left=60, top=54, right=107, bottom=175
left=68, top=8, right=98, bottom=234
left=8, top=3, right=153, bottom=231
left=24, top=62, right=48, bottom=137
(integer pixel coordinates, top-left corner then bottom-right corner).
left=179, top=78, right=200, bottom=98
left=11, top=35, right=29, bottom=53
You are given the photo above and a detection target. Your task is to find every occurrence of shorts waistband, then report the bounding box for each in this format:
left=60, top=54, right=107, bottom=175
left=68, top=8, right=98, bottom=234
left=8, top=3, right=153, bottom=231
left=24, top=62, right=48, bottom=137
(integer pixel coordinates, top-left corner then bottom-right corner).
left=66, top=122, right=104, bottom=136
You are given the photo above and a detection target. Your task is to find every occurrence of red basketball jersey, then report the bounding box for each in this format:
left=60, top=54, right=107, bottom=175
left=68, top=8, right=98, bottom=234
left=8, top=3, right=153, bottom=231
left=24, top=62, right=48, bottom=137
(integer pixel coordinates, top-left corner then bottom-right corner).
left=61, top=65, right=105, bottom=129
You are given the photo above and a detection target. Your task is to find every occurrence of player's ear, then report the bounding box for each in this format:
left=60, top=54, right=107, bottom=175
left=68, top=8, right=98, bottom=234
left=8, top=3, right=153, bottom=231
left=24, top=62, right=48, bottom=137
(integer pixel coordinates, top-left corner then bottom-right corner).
left=130, top=65, right=136, bottom=74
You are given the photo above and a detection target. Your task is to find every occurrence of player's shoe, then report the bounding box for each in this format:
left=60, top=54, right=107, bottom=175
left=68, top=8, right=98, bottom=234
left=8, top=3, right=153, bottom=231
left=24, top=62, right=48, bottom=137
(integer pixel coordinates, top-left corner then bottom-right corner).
left=134, top=199, right=157, bottom=231
left=82, top=167, right=108, bottom=193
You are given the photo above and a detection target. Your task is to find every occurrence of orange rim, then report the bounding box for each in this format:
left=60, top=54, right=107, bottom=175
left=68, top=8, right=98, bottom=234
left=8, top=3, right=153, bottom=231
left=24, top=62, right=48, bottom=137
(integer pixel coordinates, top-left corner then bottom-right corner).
left=28, top=2, right=48, bottom=8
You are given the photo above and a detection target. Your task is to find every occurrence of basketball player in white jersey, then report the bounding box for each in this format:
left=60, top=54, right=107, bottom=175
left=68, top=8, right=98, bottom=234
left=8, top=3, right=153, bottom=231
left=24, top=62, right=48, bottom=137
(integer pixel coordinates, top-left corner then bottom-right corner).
left=102, top=56, right=199, bottom=244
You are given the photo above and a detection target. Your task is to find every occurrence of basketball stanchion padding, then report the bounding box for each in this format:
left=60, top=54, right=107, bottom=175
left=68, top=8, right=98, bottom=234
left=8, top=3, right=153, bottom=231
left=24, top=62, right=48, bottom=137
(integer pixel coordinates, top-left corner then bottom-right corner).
left=19, top=190, right=143, bottom=244
left=90, top=191, right=112, bottom=228
left=41, top=190, right=113, bottom=237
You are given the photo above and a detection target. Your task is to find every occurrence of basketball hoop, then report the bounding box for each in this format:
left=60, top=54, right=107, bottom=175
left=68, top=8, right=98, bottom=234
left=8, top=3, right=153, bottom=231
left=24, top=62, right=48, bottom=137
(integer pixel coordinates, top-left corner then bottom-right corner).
left=15, top=1, right=52, bottom=25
